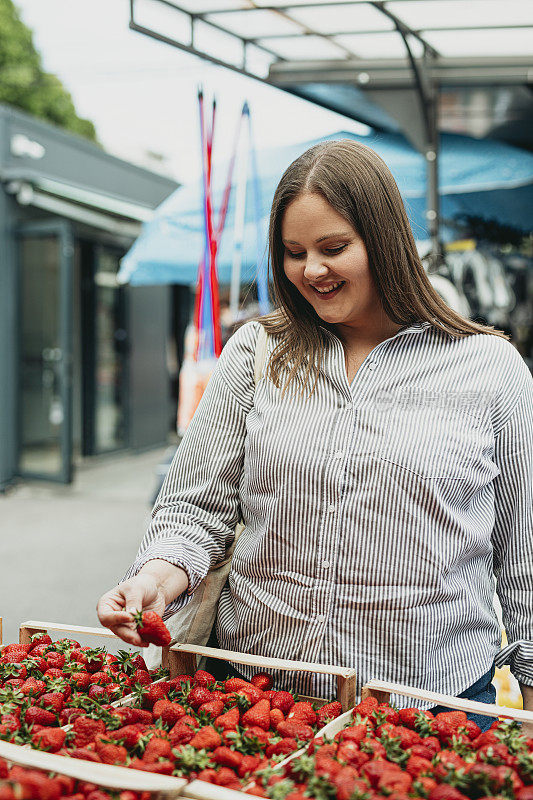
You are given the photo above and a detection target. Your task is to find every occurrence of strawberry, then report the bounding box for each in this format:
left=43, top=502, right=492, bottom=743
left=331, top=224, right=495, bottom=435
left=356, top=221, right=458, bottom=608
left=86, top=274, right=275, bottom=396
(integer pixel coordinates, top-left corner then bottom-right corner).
left=142, top=683, right=170, bottom=709
left=132, top=669, right=151, bottom=686
left=152, top=699, right=186, bottom=725
left=95, top=736, right=128, bottom=765
left=45, top=652, right=65, bottom=670
left=213, top=767, right=242, bottom=790
left=198, top=699, right=224, bottom=720
left=271, top=691, right=295, bottom=715
left=429, top=787, right=470, bottom=800
left=316, top=701, right=342, bottom=726
left=72, top=715, right=106, bottom=747
left=336, top=723, right=367, bottom=744
left=337, top=741, right=370, bottom=769
left=406, top=754, right=433, bottom=778
left=287, top=701, right=317, bottom=726
left=251, top=673, right=273, bottom=691
left=24, top=706, right=57, bottom=727
left=142, top=737, right=173, bottom=763
left=188, top=685, right=215, bottom=709
left=29, top=634, right=52, bottom=650
left=39, top=692, right=64, bottom=715
left=189, top=725, right=222, bottom=750
left=109, top=725, right=144, bottom=749
left=378, top=769, right=412, bottom=794
left=270, top=708, right=284, bottom=727
left=169, top=721, right=195, bottom=746
left=132, top=610, right=171, bottom=646
left=69, top=671, right=91, bottom=691
left=211, top=746, right=244, bottom=770
left=31, top=727, right=66, bottom=752
left=20, top=677, right=46, bottom=697
left=224, top=677, right=249, bottom=692
left=214, top=706, right=240, bottom=731
left=277, top=720, right=314, bottom=740
left=242, top=699, right=271, bottom=731
left=193, top=669, right=215, bottom=685
left=266, top=737, right=299, bottom=758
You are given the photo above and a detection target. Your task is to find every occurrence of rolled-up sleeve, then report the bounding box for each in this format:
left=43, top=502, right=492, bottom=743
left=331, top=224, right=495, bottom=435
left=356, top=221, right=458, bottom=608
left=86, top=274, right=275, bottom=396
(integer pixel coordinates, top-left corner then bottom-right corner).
left=121, top=321, right=260, bottom=615
left=492, top=368, right=533, bottom=687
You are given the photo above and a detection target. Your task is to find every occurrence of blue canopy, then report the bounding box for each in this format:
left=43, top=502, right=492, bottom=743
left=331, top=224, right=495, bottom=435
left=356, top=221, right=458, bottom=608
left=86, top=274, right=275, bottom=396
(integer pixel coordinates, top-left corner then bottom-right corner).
left=119, top=130, right=533, bottom=286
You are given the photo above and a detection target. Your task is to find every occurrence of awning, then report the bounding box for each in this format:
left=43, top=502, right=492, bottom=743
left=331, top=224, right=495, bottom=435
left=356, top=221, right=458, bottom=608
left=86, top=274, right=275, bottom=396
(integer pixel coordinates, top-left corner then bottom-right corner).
left=118, top=129, right=533, bottom=286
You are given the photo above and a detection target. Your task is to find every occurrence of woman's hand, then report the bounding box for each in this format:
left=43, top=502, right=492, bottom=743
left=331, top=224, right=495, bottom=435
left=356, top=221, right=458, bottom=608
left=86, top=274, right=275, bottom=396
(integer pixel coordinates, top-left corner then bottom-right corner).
left=96, top=560, right=189, bottom=647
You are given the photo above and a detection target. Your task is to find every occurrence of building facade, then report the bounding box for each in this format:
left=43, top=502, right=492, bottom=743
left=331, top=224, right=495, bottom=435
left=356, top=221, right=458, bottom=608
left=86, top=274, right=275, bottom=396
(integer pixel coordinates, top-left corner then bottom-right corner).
left=0, top=105, right=181, bottom=488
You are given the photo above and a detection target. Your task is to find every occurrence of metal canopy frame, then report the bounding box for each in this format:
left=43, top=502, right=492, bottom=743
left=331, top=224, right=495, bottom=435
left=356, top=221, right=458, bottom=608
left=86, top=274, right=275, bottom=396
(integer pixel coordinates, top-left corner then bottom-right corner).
left=129, top=0, right=533, bottom=261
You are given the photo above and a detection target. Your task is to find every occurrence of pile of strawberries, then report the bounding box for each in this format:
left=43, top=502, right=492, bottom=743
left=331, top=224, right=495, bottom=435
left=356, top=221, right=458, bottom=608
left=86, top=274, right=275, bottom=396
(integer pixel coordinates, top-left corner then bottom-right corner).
left=0, top=634, right=160, bottom=746
left=0, top=758, right=151, bottom=800
left=54, top=669, right=342, bottom=790
left=245, top=695, right=533, bottom=800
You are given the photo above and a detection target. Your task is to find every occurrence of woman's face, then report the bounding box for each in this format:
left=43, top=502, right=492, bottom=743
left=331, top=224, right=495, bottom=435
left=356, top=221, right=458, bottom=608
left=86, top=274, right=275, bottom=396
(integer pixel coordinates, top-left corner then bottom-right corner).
left=281, top=192, right=387, bottom=335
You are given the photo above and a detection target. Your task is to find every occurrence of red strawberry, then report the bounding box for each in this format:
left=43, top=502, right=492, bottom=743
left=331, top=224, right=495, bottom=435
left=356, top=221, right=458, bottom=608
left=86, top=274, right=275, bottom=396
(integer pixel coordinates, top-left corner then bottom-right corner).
left=406, top=755, right=433, bottom=778
left=287, top=701, right=317, bottom=726
left=270, top=708, right=285, bottom=727
left=31, top=727, right=66, bottom=752
left=242, top=699, right=271, bottom=731
left=189, top=725, right=222, bottom=750
left=429, top=787, right=470, bottom=800
left=188, top=685, right=215, bottom=709
left=198, top=699, right=224, bottom=720
left=72, top=715, right=106, bottom=747
left=169, top=721, right=195, bottom=746
left=251, top=673, right=273, bottom=691
left=266, top=737, right=299, bottom=758
left=132, top=669, right=151, bottom=686
left=45, top=652, right=65, bottom=670
left=142, top=682, right=171, bottom=709
left=211, top=746, right=244, bottom=770
left=20, top=677, right=46, bottom=697
left=271, top=691, right=295, bottom=715
left=238, top=754, right=262, bottom=778
left=29, top=634, right=52, bottom=650
left=224, top=677, right=249, bottom=692
left=24, top=706, right=57, bottom=727
left=142, top=737, right=173, bottom=763
left=95, top=737, right=127, bottom=765
left=316, top=701, right=342, bottom=726
left=39, top=692, right=64, bottom=715
left=214, top=706, right=240, bottom=731
left=378, top=769, right=412, bottom=795
left=336, top=723, right=367, bottom=744
left=213, top=767, right=242, bottom=790
left=109, top=725, right=144, bottom=749
left=193, top=669, right=215, bottom=685
left=132, top=610, right=171, bottom=646
left=153, top=699, right=187, bottom=726
left=276, top=720, right=314, bottom=740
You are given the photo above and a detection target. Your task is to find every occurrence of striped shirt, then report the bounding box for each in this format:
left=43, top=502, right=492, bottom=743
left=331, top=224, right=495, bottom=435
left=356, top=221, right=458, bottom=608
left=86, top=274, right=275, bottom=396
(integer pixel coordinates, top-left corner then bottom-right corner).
left=124, top=319, right=533, bottom=706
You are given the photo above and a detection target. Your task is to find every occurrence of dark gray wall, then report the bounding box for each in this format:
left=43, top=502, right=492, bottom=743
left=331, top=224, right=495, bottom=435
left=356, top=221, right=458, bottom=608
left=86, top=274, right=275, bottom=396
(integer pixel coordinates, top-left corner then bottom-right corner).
left=128, top=286, right=170, bottom=451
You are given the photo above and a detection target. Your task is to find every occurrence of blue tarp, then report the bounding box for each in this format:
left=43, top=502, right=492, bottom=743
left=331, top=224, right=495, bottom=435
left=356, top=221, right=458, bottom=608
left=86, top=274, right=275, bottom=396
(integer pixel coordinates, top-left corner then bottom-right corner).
left=119, top=130, right=533, bottom=286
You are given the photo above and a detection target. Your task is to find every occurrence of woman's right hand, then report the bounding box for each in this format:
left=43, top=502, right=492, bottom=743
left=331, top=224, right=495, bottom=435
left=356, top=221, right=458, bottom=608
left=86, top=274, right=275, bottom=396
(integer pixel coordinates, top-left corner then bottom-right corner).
left=97, top=560, right=189, bottom=647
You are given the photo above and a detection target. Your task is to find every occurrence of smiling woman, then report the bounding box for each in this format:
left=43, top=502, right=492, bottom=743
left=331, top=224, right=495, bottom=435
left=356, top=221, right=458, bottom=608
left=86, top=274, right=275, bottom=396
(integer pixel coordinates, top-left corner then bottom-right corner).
left=98, top=139, right=533, bottom=731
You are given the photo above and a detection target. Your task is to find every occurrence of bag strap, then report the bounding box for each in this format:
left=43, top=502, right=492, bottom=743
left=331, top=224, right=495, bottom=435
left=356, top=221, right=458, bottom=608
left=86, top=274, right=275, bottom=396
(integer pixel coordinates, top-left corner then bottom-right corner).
left=254, top=324, right=268, bottom=386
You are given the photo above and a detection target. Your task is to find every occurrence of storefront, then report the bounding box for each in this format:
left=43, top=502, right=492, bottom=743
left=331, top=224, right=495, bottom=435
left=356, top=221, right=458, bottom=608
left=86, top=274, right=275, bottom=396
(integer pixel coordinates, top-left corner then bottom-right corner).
left=0, top=105, right=181, bottom=488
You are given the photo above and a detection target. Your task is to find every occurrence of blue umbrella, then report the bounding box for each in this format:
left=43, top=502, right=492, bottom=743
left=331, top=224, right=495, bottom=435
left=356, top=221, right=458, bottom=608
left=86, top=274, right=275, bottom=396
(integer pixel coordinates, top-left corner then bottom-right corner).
left=118, top=131, right=533, bottom=286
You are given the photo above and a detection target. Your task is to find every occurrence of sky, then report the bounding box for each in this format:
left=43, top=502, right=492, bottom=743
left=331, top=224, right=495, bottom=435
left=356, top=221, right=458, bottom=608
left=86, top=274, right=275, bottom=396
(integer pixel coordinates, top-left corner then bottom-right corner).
left=14, top=0, right=369, bottom=185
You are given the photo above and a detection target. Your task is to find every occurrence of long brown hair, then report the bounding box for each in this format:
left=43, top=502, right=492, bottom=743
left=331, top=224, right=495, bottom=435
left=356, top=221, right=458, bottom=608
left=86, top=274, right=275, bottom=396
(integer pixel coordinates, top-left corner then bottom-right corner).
left=254, top=139, right=509, bottom=396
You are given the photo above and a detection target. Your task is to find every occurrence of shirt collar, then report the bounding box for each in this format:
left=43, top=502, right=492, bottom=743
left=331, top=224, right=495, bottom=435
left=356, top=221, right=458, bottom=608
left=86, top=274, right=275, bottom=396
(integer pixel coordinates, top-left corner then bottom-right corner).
left=318, top=319, right=433, bottom=341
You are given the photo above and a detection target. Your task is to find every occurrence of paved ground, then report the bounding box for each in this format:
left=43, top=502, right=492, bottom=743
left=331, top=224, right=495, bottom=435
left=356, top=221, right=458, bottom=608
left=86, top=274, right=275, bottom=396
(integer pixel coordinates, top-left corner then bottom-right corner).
left=0, top=446, right=174, bottom=646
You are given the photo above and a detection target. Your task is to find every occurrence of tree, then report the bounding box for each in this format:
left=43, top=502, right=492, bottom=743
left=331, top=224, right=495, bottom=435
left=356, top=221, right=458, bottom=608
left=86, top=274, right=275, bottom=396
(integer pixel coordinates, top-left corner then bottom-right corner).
left=0, top=0, right=97, bottom=141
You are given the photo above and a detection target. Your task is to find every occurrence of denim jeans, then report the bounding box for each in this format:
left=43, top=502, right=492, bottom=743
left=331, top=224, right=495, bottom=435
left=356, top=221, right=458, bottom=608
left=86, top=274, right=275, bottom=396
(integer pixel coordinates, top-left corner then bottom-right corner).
left=429, top=665, right=497, bottom=732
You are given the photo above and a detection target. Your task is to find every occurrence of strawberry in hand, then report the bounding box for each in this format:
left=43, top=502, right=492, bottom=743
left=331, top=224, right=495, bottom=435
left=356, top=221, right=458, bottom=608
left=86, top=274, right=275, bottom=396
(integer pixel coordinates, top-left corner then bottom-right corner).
left=132, top=610, right=171, bottom=647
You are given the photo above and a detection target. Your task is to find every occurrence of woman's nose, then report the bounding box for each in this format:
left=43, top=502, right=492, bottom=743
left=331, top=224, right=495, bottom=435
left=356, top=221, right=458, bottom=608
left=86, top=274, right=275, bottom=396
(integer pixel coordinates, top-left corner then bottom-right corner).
left=303, top=255, right=330, bottom=281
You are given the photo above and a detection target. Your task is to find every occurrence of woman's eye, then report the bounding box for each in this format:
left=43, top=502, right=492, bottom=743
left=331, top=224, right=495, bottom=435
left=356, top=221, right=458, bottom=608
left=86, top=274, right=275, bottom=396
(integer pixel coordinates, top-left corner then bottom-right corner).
left=326, top=246, right=346, bottom=254
left=285, top=245, right=345, bottom=258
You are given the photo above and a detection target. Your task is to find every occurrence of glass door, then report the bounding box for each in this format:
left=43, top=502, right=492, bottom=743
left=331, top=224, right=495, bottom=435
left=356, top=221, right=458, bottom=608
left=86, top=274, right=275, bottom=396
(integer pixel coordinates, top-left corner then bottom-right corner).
left=17, top=221, right=74, bottom=483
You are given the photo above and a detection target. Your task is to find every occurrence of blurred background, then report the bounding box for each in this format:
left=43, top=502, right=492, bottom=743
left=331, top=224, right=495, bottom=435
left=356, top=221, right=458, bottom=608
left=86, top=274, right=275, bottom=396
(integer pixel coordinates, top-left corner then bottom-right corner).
left=0, top=0, right=531, bottom=707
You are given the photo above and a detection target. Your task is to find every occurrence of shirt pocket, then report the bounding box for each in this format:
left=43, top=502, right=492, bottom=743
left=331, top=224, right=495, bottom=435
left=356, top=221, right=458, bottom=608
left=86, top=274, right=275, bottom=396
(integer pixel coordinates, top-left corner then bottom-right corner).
left=377, top=403, right=489, bottom=480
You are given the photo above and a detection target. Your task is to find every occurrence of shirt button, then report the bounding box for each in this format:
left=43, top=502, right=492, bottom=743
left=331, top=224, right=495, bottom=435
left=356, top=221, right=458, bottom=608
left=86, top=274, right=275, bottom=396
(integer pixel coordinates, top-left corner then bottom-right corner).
left=333, top=450, right=343, bottom=459
left=322, top=560, right=330, bottom=569
left=346, top=402, right=353, bottom=410
left=317, top=614, right=326, bottom=623
left=327, top=503, right=336, bottom=513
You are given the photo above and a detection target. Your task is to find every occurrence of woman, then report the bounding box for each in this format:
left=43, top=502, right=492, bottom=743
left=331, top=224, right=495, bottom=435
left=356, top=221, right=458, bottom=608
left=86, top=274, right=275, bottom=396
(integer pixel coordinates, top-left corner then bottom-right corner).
left=98, top=140, right=532, bottom=729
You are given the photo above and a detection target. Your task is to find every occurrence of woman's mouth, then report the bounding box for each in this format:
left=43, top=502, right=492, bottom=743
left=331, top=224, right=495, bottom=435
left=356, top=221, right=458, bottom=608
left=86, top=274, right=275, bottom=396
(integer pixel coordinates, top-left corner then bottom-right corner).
left=310, top=280, right=345, bottom=298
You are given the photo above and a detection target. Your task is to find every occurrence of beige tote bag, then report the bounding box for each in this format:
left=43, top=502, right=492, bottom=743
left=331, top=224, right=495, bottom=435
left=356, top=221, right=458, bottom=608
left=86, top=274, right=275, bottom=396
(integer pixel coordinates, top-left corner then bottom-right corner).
left=145, top=324, right=268, bottom=666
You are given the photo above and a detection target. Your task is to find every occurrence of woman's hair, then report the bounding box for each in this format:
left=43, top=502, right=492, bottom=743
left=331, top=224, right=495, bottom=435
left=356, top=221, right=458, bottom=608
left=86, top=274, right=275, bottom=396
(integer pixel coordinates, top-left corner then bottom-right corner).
left=255, top=138, right=509, bottom=396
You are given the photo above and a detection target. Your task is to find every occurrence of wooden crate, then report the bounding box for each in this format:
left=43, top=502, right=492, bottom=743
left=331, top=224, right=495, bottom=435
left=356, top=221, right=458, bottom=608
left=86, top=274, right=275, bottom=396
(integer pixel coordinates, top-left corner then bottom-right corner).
left=0, top=739, right=187, bottom=799
left=164, top=642, right=357, bottom=712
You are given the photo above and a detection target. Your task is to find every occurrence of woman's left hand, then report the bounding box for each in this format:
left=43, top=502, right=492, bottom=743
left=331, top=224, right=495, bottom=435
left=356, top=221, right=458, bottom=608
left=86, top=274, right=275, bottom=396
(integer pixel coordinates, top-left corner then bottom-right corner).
left=520, top=683, right=533, bottom=737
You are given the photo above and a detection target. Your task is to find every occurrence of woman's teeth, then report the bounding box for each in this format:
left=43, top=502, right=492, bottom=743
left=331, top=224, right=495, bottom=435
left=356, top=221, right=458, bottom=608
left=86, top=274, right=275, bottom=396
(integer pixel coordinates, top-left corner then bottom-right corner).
left=313, top=281, right=345, bottom=294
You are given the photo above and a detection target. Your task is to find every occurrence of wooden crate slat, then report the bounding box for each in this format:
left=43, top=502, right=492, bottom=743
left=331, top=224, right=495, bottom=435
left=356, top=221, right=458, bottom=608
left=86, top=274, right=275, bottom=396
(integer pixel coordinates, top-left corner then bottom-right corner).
left=364, top=679, right=533, bottom=723
left=0, top=740, right=187, bottom=795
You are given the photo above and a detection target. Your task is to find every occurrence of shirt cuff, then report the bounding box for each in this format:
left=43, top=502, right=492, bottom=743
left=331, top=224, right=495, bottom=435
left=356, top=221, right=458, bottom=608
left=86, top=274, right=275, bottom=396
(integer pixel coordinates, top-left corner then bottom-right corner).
left=494, top=638, right=533, bottom=685
left=121, top=539, right=210, bottom=597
